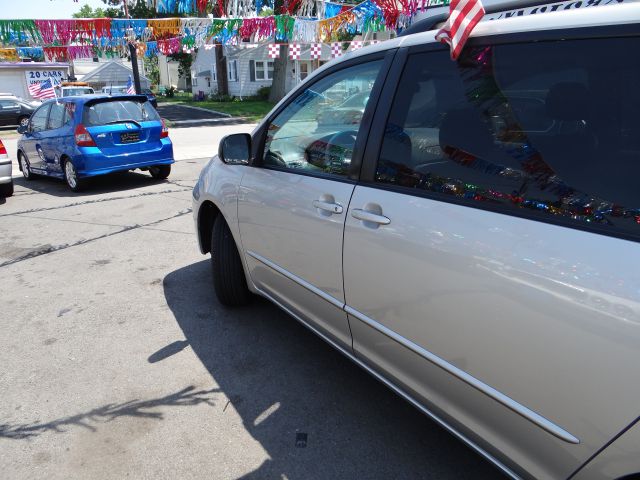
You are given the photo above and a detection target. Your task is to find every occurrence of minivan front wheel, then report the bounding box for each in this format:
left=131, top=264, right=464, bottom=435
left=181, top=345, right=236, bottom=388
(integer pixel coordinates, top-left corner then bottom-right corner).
left=149, top=165, right=171, bottom=180
left=63, top=159, right=84, bottom=192
left=211, top=215, right=251, bottom=306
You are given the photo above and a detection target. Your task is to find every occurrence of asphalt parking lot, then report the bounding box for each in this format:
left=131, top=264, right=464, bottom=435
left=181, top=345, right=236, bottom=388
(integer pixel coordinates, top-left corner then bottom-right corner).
left=0, top=119, right=503, bottom=479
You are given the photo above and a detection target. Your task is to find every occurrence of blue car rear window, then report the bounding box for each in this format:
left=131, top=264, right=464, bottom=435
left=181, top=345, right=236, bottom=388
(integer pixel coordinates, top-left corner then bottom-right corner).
left=83, top=100, right=160, bottom=126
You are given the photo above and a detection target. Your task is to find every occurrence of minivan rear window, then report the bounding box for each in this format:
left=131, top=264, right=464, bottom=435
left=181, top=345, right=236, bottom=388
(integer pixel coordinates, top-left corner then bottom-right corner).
left=375, top=36, right=640, bottom=240
left=83, top=100, right=160, bottom=126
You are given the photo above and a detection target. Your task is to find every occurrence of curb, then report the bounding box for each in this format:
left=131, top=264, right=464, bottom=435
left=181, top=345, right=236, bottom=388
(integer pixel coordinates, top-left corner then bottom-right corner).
left=168, top=117, right=254, bottom=126
left=160, top=103, right=232, bottom=118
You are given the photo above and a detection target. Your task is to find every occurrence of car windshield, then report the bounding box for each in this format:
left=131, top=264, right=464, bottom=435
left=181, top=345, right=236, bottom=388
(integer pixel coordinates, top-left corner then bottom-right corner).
left=64, top=88, right=93, bottom=96
left=83, top=100, right=160, bottom=126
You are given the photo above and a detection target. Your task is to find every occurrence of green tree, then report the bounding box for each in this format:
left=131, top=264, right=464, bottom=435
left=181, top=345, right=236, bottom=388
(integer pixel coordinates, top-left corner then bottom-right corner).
left=72, top=3, right=106, bottom=18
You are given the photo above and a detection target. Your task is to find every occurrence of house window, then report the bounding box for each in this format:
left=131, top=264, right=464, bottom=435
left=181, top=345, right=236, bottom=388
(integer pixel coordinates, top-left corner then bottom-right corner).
left=211, top=64, right=217, bottom=81
left=300, top=62, right=309, bottom=81
left=191, top=70, right=197, bottom=87
left=254, top=61, right=274, bottom=81
left=227, top=60, right=238, bottom=82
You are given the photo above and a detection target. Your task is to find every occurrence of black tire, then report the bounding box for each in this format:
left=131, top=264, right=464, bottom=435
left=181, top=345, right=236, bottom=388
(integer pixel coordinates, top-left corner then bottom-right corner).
left=211, top=215, right=251, bottom=306
left=18, top=116, right=29, bottom=128
left=63, top=159, right=84, bottom=192
left=18, top=153, right=33, bottom=181
left=149, top=165, right=171, bottom=180
left=0, top=180, right=13, bottom=197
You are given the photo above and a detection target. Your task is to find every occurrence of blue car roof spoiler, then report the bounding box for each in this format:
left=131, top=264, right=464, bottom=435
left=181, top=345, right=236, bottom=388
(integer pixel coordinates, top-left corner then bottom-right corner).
left=82, top=94, right=149, bottom=107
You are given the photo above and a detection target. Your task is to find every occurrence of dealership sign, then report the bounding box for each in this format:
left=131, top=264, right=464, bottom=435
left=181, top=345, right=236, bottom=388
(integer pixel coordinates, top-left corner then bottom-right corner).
left=24, top=69, right=67, bottom=87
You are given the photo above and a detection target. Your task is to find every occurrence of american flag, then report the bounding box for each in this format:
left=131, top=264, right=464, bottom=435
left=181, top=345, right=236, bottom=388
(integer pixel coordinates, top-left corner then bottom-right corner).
left=435, top=0, right=486, bottom=60
left=126, top=75, right=136, bottom=94
left=28, top=79, right=56, bottom=100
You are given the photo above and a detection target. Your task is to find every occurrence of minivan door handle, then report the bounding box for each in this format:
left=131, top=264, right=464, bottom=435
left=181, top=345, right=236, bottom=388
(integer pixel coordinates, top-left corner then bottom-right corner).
left=351, top=208, right=390, bottom=225
left=313, top=199, right=343, bottom=215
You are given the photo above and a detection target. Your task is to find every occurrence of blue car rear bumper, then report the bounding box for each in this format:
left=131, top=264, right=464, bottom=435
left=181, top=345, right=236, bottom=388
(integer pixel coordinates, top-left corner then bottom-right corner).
left=75, top=139, right=174, bottom=177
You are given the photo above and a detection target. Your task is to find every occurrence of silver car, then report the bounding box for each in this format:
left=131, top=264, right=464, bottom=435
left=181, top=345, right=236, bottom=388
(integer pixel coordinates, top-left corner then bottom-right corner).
left=193, top=4, right=640, bottom=479
left=0, top=137, right=13, bottom=197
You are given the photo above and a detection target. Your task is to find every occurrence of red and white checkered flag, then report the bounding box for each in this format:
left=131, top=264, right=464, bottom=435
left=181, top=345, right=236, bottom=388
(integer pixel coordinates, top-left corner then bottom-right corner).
left=435, top=0, right=485, bottom=60
left=331, top=42, right=342, bottom=58
left=268, top=44, right=280, bottom=59
left=350, top=40, right=363, bottom=51
left=289, top=43, right=301, bottom=60
left=310, top=43, right=322, bottom=60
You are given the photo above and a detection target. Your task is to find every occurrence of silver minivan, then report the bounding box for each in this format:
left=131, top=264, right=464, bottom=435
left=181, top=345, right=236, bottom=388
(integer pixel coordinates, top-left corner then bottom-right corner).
left=193, top=4, right=640, bottom=479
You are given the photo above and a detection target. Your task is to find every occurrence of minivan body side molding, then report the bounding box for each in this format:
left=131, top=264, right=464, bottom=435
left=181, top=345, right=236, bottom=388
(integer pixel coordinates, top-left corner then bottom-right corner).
left=246, top=250, right=345, bottom=309
left=344, top=305, right=580, bottom=445
left=246, top=249, right=579, bottom=445
left=252, top=283, right=523, bottom=480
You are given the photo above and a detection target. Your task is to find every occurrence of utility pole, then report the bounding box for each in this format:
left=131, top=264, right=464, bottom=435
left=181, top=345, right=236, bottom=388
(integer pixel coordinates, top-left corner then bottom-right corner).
left=123, top=0, right=141, bottom=94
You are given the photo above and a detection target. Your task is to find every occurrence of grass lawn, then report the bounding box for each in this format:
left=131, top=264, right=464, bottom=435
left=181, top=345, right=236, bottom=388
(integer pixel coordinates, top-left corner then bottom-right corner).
left=158, top=94, right=274, bottom=122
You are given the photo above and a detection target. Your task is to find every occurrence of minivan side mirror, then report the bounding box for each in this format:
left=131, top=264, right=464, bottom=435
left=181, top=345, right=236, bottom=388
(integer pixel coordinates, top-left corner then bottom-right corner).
left=16, top=124, right=28, bottom=134
left=219, top=133, right=251, bottom=165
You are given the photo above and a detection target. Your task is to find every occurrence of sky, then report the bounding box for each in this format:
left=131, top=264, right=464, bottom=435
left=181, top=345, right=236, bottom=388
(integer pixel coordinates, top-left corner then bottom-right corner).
left=0, top=0, right=109, bottom=19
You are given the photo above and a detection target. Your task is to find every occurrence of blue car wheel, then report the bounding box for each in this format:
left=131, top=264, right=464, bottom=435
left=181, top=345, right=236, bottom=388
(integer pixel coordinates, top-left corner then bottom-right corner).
left=63, top=160, right=84, bottom=192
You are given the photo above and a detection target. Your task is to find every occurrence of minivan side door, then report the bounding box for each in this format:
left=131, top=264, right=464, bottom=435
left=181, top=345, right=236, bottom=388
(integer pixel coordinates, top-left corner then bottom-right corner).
left=237, top=54, right=391, bottom=348
left=344, top=36, right=640, bottom=479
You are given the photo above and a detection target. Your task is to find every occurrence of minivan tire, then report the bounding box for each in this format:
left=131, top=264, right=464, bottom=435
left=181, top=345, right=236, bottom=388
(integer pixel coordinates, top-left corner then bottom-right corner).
left=211, top=215, right=251, bottom=307
left=0, top=180, right=13, bottom=197
left=63, top=159, right=84, bottom=192
left=149, top=165, right=171, bottom=180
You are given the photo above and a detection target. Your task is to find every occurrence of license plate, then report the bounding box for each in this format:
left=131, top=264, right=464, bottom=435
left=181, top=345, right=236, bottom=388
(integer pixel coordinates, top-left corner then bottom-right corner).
left=120, top=132, right=140, bottom=143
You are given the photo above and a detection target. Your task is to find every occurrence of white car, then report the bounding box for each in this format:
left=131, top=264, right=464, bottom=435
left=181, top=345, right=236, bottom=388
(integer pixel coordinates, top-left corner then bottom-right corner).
left=0, top=138, right=13, bottom=197
left=193, top=2, right=640, bottom=479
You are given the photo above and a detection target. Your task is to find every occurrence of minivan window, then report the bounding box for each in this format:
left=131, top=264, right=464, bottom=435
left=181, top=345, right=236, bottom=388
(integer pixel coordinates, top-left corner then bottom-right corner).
left=263, top=61, right=382, bottom=177
left=83, top=100, right=160, bottom=126
left=375, top=38, right=640, bottom=239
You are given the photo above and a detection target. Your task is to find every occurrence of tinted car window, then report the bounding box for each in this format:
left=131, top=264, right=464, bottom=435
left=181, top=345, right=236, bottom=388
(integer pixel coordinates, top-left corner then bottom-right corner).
left=0, top=100, right=19, bottom=108
left=83, top=100, right=160, bottom=126
left=30, top=104, right=50, bottom=132
left=263, top=61, right=382, bottom=178
left=375, top=38, right=640, bottom=239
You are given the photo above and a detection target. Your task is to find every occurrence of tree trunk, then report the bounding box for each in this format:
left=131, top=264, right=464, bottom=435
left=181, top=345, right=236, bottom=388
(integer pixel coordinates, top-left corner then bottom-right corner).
left=268, top=44, right=290, bottom=103
left=215, top=43, right=228, bottom=96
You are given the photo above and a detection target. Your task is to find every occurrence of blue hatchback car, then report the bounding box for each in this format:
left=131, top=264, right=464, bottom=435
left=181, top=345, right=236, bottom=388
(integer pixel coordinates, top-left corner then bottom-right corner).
left=17, top=95, right=174, bottom=191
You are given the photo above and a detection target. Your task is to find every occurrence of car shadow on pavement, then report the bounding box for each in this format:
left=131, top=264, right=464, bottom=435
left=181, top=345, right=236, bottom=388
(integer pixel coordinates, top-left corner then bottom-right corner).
left=11, top=170, right=175, bottom=198
left=163, top=260, right=504, bottom=480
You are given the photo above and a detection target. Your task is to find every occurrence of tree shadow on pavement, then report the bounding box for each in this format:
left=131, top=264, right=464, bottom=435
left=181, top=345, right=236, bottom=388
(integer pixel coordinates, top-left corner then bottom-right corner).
left=163, top=260, right=504, bottom=480
left=0, top=386, right=218, bottom=440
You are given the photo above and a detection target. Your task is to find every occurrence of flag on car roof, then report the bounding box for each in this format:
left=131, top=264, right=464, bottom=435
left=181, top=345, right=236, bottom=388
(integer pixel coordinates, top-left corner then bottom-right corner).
left=435, top=0, right=486, bottom=60
left=28, top=79, right=56, bottom=100
left=127, top=75, right=136, bottom=94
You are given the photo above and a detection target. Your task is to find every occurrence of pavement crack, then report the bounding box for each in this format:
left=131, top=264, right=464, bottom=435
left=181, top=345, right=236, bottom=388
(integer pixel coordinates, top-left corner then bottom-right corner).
left=0, top=208, right=192, bottom=268
left=0, top=188, right=190, bottom=218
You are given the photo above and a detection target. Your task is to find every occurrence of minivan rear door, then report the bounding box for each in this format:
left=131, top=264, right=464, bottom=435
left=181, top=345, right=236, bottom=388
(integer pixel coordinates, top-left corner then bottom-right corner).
left=344, top=36, right=640, bottom=479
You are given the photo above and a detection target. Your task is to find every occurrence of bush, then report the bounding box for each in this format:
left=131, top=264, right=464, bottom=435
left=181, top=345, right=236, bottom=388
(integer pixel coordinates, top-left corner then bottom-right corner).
left=256, top=86, right=271, bottom=100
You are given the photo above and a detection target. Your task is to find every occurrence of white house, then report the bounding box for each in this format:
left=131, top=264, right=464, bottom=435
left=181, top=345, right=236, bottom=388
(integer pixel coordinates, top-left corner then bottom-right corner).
left=191, top=42, right=334, bottom=98
left=80, top=60, right=151, bottom=91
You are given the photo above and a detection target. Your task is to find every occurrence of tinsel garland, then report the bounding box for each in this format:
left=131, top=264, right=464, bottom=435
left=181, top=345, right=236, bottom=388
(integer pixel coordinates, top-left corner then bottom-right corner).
left=0, top=20, right=40, bottom=44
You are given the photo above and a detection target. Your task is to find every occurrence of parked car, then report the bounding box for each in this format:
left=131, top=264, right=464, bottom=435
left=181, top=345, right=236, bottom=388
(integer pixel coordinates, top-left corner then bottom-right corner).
left=193, top=3, right=640, bottom=480
left=316, top=91, right=370, bottom=127
left=56, top=82, right=95, bottom=97
left=0, top=98, right=35, bottom=128
left=17, top=94, right=173, bottom=191
left=0, top=138, right=13, bottom=197
left=141, top=88, right=158, bottom=109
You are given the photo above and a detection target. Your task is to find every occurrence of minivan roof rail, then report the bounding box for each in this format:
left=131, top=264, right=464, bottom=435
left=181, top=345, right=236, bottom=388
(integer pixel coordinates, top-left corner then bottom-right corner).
left=399, top=0, right=585, bottom=36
